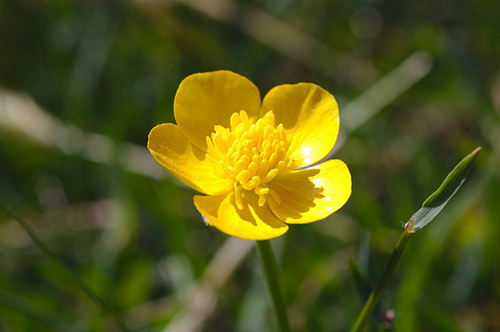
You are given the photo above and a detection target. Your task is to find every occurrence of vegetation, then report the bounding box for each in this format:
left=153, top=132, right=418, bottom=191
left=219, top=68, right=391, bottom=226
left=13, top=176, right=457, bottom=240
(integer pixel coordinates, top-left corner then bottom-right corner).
left=0, top=1, right=497, bottom=331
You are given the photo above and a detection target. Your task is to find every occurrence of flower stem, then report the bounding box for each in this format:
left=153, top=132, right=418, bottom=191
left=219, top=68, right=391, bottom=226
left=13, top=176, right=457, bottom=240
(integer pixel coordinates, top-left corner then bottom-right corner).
left=351, top=221, right=414, bottom=332
left=256, top=240, right=291, bottom=332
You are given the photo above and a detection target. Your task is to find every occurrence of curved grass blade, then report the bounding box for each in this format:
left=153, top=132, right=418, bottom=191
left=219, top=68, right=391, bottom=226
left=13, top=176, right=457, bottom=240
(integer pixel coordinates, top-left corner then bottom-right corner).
left=0, top=201, right=130, bottom=331
left=351, top=147, right=481, bottom=332
left=411, top=147, right=482, bottom=231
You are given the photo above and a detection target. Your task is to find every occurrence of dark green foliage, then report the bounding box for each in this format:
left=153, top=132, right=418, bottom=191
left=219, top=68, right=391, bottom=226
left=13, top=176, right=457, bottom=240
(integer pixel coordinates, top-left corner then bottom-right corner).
left=0, top=0, right=497, bottom=331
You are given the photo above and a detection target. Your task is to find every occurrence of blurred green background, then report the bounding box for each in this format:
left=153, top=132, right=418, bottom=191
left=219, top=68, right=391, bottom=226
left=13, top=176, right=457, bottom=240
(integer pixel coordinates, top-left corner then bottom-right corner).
left=0, top=0, right=498, bottom=331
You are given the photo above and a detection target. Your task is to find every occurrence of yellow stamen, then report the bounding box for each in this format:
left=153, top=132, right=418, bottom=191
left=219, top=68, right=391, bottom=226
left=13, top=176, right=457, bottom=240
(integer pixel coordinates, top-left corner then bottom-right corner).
left=206, top=110, right=296, bottom=210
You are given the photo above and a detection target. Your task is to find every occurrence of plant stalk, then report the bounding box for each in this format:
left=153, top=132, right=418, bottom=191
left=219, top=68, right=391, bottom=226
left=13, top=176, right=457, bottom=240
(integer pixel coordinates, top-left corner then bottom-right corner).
left=351, top=221, right=414, bottom=332
left=256, top=240, right=291, bottom=332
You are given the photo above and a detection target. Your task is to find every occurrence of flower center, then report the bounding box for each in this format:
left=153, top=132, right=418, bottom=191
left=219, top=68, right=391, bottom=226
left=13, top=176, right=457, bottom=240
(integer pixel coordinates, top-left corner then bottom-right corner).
left=206, top=110, right=300, bottom=210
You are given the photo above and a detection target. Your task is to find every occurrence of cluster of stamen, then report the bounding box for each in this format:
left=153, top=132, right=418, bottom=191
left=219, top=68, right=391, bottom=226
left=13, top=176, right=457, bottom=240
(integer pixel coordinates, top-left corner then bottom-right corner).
left=206, top=110, right=299, bottom=210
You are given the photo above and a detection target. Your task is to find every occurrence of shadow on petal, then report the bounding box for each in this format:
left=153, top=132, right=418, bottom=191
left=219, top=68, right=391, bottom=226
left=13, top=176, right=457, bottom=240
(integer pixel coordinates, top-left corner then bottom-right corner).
left=148, top=124, right=233, bottom=195
left=195, top=192, right=288, bottom=240
left=267, top=168, right=322, bottom=219
left=267, top=160, right=351, bottom=224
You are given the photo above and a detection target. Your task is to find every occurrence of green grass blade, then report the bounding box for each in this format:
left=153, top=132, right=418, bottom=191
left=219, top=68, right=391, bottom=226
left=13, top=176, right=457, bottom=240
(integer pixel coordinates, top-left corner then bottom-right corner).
left=411, top=147, right=482, bottom=231
left=0, top=201, right=130, bottom=332
left=352, top=147, right=481, bottom=332
left=0, top=289, right=76, bottom=330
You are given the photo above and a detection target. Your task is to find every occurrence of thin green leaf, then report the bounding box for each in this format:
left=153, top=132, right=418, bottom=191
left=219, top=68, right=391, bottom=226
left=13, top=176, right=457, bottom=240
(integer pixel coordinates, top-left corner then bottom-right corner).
left=0, top=201, right=130, bottom=332
left=410, top=147, right=482, bottom=231
left=0, top=289, right=76, bottom=330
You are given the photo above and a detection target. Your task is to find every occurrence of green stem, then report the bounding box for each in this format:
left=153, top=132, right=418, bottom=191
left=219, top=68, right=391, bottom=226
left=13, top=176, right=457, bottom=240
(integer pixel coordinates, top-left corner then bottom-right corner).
left=351, top=222, right=414, bottom=332
left=0, top=201, right=129, bottom=332
left=256, top=240, right=291, bottom=332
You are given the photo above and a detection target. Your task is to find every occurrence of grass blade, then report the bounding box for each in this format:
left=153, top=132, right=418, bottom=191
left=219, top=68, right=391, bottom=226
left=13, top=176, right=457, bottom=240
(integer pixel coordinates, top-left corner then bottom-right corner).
left=351, top=147, right=481, bottom=332
left=0, top=201, right=129, bottom=331
left=411, top=147, right=482, bottom=231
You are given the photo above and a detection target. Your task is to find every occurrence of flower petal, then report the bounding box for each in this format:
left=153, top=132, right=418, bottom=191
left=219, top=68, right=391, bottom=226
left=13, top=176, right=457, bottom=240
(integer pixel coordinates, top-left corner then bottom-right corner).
left=148, top=123, right=233, bottom=195
left=174, top=71, right=262, bottom=150
left=194, top=193, right=289, bottom=240
left=267, top=159, right=351, bottom=224
left=261, top=83, right=339, bottom=167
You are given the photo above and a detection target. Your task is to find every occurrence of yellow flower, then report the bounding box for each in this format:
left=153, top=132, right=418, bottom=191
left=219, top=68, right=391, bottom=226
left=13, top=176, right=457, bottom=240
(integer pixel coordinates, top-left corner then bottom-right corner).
left=148, top=71, right=351, bottom=240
